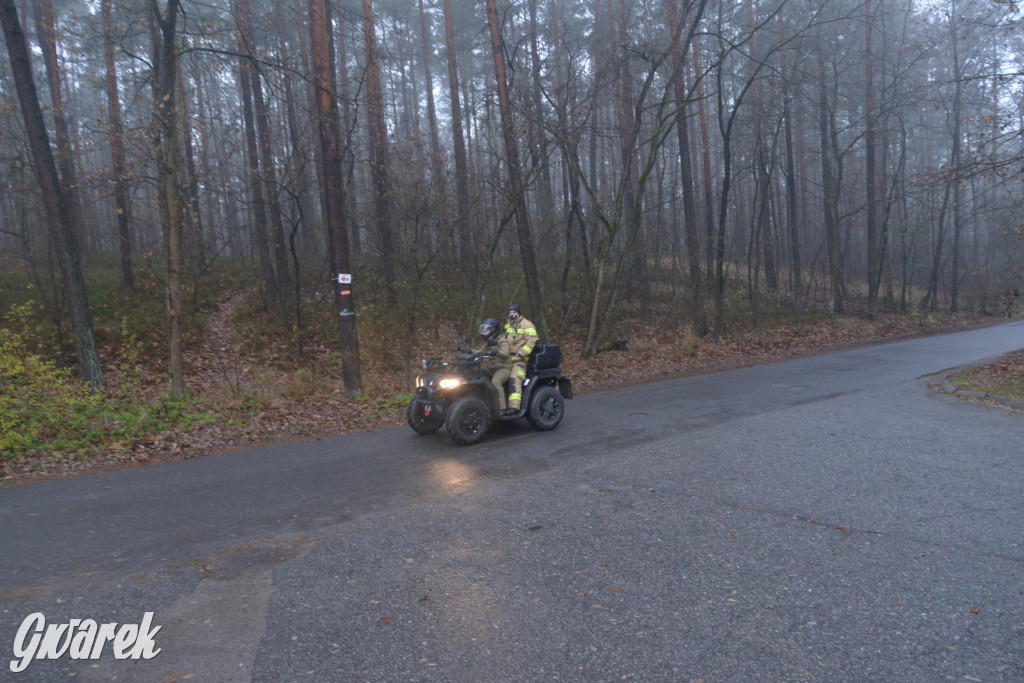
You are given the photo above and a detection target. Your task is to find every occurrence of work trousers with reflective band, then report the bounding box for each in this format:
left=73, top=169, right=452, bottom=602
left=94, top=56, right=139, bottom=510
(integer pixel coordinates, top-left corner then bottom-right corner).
left=508, top=360, right=527, bottom=410
left=491, top=366, right=511, bottom=410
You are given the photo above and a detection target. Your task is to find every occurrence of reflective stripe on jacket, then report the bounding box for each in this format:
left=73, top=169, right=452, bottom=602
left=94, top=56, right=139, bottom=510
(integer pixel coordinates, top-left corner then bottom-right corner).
left=505, top=317, right=539, bottom=359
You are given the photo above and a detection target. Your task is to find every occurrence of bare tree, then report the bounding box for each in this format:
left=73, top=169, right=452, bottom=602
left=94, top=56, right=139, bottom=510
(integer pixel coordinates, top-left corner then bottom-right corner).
left=1, top=0, right=105, bottom=393
left=417, top=0, right=443, bottom=182
left=102, top=0, right=134, bottom=294
left=30, top=0, right=82, bottom=245
left=443, top=0, right=471, bottom=269
left=864, top=0, right=880, bottom=315
left=485, top=0, right=547, bottom=340
left=667, top=0, right=708, bottom=337
left=361, top=0, right=396, bottom=306
left=778, top=11, right=802, bottom=316
left=816, top=0, right=843, bottom=314
left=234, top=2, right=276, bottom=311
left=149, top=0, right=186, bottom=398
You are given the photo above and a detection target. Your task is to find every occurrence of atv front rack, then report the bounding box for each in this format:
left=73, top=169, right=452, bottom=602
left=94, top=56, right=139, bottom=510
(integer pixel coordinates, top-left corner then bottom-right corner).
left=420, top=356, right=481, bottom=371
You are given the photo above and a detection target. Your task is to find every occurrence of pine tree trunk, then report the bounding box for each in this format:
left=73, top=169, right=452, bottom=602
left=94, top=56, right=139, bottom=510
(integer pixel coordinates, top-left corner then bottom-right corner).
left=308, top=0, right=362, bottom=396
left=745, top=0, right=776, bottom=294
left=417, top=0, right=443, bottom=182
left=276, top=0, right=316, bottom=258
left=692, top=37, right=716, bottom=293
left=235, top=0, right=292, bottom=315
left=782, top=87, right=803, bottom=314
left=528, top=0, right=553, bottom=218
left=613, top=0, right=650, bottom=320
left=179, top=63, right=206, bottom=273
left=149, top=0, right=185, bottom=399
left=948, top=8, right=963, bottom=313
left=485, top=0, right=547, bottom=340
left=667, top=0, right=707, bottom=337
left=1, top=0, right=105, bottom=393
left=236, top=48, right=276, bottom=309
left=361, top=0, right=396, bottom=306
left=817, top=7, right=842, bottom=314
left=30, top=0, right=82, bottom=247
left=865, top=0, right=879, bottom=315
left=101, top=0, right=134, bottom=294
left=443, top=0, right=472, bottom=269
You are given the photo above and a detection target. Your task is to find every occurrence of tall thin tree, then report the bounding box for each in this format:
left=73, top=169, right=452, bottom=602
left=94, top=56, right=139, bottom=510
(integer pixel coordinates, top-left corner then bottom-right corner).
left=667, top=0, right=708, bottom=337
left=1, top=0, right=105, bottom=393
left=443, top=0, right=471, bottom=269
left=361, top=0, right=396, bottom=305
left=149, top=0, right=185, bottom=398
left=485, top=0, right=547, bottom=340
left=778, top=12, right=802, bottom=316
left=235, top=0, right=292, bottom=314
left=865, top=0, right=880, bottom=315
left=102, top=0, right=134, bottom=294
left=234, top=4, right=276, bottom=310
left=30, top=0, right=82, bottom=245
left=816, top=0, right=843, bottom=313
left=309, top=0, right=362, bottom=395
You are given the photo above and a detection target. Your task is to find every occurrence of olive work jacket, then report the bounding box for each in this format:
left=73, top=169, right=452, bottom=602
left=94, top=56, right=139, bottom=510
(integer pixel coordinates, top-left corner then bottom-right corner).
left=473, top=337, right=513, bottom=371
left=504, top=317, right=539, bottom=361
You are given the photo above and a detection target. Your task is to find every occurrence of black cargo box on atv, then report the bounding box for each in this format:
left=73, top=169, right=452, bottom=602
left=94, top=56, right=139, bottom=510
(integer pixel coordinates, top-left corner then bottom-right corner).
left=528, top=344, right=562, bottom=371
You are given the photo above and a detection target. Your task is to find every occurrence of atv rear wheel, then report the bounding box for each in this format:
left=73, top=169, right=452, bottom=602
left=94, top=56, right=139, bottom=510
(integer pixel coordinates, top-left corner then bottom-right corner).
left=526, top=385, right=564, bottom=431
left=407, top=398, right=443, bottom=434
left=445, top=396, right=491, bottom=445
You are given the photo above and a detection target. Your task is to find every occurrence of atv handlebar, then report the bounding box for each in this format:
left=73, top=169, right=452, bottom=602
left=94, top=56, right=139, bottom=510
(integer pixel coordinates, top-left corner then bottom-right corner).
left=455, top=347, right=499, bottom=361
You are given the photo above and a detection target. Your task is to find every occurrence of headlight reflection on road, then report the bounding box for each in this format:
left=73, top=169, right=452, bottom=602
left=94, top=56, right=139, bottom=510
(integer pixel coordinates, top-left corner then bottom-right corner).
left=429, top=458, right=477, bottom=492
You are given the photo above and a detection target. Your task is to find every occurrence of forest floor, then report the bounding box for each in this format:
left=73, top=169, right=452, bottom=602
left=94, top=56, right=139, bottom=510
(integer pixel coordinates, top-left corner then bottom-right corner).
left=1, top=296, right=1019, bottom=486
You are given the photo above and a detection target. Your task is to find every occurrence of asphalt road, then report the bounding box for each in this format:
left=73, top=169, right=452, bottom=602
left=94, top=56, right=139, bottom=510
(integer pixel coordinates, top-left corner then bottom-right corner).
left=1, top=321, right=1023, bottom=682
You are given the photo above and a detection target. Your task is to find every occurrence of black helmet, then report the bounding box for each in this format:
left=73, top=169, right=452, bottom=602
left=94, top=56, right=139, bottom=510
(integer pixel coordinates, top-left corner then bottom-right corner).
left=507, top=303, right=521, bottom=314
left=479, top=318, right=501, bottom=344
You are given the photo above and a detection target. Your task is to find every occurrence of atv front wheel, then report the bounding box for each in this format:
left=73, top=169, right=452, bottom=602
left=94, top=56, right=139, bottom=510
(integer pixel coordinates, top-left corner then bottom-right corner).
left=407, top=398, right=443, bottom=434
left=445, top=396, right=490, bottom=445
left=526, top=385, right=564, bottom=431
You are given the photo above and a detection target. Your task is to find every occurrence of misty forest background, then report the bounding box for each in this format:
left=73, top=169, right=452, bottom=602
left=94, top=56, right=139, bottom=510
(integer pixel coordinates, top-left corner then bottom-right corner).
left=1, top=0, right=1022, bottom=463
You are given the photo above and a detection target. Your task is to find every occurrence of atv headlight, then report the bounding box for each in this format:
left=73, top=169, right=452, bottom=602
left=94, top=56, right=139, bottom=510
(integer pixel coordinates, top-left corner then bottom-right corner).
left=438, top=378, right=463, bottom=390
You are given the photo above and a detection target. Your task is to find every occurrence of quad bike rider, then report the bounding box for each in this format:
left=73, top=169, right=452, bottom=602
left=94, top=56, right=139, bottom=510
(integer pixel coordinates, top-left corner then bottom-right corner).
left=406, top=318, right=573, bottom=445
left=476, top=317, right=515, bottom=413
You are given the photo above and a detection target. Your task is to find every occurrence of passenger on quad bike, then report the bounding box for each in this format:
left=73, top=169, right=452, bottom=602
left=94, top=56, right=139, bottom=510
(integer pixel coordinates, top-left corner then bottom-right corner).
left=503, top=304, right=538, bottom=416
left=406, top=319, right=573, bottom=446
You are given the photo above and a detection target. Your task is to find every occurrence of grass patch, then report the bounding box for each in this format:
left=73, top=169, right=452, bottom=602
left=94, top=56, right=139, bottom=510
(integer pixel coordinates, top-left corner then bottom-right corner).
left=951, top=351, right=1024, bottom=402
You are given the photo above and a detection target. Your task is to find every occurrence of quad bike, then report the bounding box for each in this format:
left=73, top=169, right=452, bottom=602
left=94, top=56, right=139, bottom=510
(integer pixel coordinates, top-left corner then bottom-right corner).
left=406, top=344, right=574, bottom=445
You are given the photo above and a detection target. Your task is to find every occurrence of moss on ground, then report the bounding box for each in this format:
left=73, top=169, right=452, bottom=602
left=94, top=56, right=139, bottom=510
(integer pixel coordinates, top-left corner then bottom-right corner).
left=951, top=350, right=1024, bottom=402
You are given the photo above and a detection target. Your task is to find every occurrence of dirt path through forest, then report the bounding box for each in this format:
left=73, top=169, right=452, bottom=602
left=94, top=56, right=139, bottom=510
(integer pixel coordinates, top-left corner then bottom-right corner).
left=188, top=291, right=249, bottom=395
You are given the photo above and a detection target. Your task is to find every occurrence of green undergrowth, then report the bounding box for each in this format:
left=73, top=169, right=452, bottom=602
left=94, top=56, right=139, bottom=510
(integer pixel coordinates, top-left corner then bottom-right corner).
left=0, top=256, right=252, bottom=465
left=0, top=310, right=214, bottom=461
left=1, top=252, right=252, bottom=366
